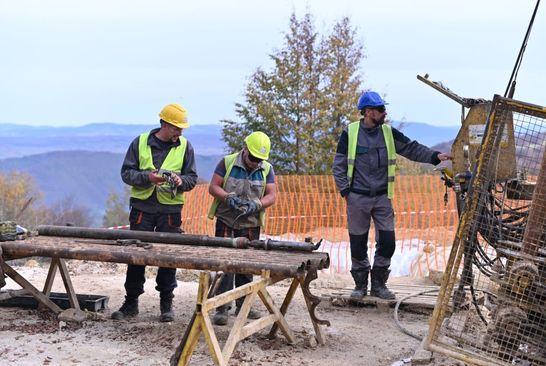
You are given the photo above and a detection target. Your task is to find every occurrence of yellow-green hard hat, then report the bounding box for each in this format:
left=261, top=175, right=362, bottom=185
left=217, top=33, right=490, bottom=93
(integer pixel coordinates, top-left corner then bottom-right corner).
left=244, top=131, right=270, bottom=160
left=159, top=103, right=189, bottom=129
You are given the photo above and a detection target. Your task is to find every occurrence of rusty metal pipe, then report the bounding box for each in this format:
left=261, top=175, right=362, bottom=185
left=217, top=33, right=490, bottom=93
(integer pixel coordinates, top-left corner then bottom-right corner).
left=0, top=240, right=305, bottom=277
left=250, top=239, right=321, bottom=252
left=38, top=225, right=249, bottom=249
left=37, top=225, right=320, bottom=252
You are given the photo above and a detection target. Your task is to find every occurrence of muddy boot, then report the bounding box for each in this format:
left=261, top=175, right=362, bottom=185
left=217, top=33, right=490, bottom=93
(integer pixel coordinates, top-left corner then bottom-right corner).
left=213, top=306, right=229, bottom=326
left=350, top=270, right=369, bottom=299
left=235, top=306, right=262, bottom=319
left=159, top=296, right=175, bottom=323
left=370, top=267, right=395, bottom=300
left=111, top=296, right=139, bottom=320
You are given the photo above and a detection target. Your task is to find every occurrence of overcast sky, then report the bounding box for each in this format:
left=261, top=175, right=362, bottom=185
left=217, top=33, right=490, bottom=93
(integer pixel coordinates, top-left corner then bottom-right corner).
left=0, top=0, right=544, bottom=127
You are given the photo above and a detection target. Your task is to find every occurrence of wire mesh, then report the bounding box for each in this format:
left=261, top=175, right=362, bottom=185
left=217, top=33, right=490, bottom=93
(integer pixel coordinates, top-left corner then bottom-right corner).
left=426, top=95, right=546, bottom=366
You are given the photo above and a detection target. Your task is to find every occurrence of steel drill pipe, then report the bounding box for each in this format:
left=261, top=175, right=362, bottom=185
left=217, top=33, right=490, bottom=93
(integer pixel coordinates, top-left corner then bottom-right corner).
left=249, top=239, right=322, bottom=252
left=36, top=225, right=319, bottom=252
left=38, top=225, right=248, bottom=248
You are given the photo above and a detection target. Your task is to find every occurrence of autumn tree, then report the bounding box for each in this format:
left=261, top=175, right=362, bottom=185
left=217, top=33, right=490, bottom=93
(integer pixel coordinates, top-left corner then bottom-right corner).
left=0, top=171, right=45, bottom=229
left=0, top=171, right=94, bottom=228
left=222, top=13, right=363, bottom=174
left=41, top=195, right=93, bottom=227
left=102, top=187, right=130, bottom=228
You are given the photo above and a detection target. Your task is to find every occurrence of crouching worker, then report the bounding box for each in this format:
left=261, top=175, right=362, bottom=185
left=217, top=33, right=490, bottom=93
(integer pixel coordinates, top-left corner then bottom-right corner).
left=207, top=131, right=276, bottom=325
left=112, top=103, right=197, bottom=322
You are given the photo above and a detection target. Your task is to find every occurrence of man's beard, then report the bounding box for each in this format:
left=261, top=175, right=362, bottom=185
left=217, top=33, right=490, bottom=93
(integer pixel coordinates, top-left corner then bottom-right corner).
left=372, top=115, right=385, bottom=126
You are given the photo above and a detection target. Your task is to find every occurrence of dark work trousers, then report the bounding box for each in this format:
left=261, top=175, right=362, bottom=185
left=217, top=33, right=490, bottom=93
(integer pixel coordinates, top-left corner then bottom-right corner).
left=346, top=192, right=396, bottom=271
left=124, top=208, right=182, bottom=300
left=215, top=219, right=261, bottom=310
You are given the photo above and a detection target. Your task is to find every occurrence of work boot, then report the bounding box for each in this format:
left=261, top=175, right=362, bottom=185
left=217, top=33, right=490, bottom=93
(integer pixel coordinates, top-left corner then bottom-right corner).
left=159, top=297, right=175, bottom=322
left=370, top=267, right=396, bottom=300
left=111, top=296, right=139, bottom=320
left=213, top=307, right=229, bottom=326
left=350, top=269, right=369, bottom=299
left=235, top=306, right=262, bottom=320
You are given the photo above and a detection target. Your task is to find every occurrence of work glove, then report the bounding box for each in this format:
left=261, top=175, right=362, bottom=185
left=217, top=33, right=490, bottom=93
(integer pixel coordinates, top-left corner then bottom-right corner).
left=225, top=192, right=243, bottom=211
left=240, top=198, right=263, bottom=215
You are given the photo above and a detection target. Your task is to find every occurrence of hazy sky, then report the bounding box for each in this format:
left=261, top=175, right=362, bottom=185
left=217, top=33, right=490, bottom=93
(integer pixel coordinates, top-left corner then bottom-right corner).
left=1, top=0, right=544, bottom=127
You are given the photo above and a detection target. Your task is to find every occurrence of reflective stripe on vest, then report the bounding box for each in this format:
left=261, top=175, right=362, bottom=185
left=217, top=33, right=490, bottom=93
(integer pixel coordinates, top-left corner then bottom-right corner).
left=207, top=152, right=272, bottom=227
left=347, top=122, right=397, bottom=199
left=130, top=132, right=187, bottom=205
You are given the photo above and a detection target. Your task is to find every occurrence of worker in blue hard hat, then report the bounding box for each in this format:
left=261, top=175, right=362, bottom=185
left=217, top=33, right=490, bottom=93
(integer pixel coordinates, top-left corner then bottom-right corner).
left=332, top=90, right=451, bottom=300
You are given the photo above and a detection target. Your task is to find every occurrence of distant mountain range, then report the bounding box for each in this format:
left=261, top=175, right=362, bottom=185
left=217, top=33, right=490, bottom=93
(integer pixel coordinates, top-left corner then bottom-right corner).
left=0, top=121, right=459, bottom=159
left=0, top=151, right=222, bottom=222
left=0, top=123, right=225, bottom=159
left=0, top=121, right=458, bottom=224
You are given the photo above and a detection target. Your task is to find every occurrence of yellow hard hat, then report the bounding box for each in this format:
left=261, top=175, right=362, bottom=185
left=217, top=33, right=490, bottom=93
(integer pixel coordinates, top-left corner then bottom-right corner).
left=244, top=131, right=270, bottom=160
left=158, top=103, right=189, bottom=129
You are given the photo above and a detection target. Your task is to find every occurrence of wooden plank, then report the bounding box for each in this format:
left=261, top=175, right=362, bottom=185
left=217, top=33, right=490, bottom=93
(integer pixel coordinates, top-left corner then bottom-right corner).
left=1, top=262, right=62, bottom=314
left=327, top=283, right=451, bottom=311
left=197, top=272, right=210, bottom=305
left=201, top=308, right=227, bottom=366
left=178, top=316, right=204, bottom=366
left=202, top=278, right=268, bottom=312
left=268, top=277, right=299, bottom=339
left=240, top=314, right=277, bottom=340
left=258, top=287, right=296, bottom=344
left=42, top=258, right=58, bottom=295
left=57, top=258, right=80, bottom=310
left=221, top=290, right=258, bottom=362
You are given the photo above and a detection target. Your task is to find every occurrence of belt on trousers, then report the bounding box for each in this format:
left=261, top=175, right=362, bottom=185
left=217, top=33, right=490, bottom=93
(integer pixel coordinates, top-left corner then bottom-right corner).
left=350, top=188, right=388, bottom=197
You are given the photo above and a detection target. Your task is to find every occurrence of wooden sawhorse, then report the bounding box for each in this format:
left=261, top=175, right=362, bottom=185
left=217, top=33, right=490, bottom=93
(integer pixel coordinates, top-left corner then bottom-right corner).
left=172, top=268, right=329, bottom=366
left=1, top=258, right=86, bottom=322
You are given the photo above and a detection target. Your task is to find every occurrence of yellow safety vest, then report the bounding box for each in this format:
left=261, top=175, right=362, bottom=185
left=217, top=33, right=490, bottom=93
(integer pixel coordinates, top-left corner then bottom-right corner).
left=347, top=122, right=396, bottom=199
left=208, top=152, right=272, bottom=227
left=130, top=132, right=187, bottom=204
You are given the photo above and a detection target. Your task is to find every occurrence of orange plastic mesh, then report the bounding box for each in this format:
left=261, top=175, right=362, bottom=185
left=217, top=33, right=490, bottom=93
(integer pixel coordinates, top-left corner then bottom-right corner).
left=181, top=175, right=458, bottom=276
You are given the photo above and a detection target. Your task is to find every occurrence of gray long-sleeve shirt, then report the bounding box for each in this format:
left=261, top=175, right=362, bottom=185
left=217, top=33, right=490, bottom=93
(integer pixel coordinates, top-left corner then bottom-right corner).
left=121, top=128, right=198, bottom=213
left=332, top=122, right=441, bottom=196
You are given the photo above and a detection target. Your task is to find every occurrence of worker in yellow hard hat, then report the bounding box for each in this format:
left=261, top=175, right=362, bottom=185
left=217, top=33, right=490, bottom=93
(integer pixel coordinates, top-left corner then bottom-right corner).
left=112, top=103, right=197, bottom=323
left=207, top=131, right=276, bottom=325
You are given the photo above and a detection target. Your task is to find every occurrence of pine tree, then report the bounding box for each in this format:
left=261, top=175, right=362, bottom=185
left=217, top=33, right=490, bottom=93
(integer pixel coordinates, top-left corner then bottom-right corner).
left=222, top=13, right=364, bottom=174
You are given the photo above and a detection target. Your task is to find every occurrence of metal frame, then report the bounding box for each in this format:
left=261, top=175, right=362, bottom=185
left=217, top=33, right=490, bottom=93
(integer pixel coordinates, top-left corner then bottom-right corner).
left=424, top=95, right=546, bottom=365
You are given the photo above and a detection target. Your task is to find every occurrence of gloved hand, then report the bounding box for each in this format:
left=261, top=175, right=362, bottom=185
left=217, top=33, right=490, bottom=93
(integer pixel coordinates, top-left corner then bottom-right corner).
left=240, top=198, right=263, bottom=215
left=225, top=192, right=243, bottom=211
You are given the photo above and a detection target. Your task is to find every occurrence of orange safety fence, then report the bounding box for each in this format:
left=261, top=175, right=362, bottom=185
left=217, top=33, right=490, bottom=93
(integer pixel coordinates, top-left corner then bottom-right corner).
left=181, top=175, right=458, bottom=277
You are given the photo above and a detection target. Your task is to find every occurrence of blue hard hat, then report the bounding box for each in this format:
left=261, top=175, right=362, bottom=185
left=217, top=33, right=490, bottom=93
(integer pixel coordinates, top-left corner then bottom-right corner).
left=357, top=91, right=388, bottom=110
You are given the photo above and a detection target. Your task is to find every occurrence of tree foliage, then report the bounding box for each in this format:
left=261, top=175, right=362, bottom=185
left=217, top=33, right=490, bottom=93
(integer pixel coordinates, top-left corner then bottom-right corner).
left=41, top=195, right=93, bottom=227
left=222, top=13, right=363, bottom=174
left=0, top=171, right=43, bottom=228
left=102, top=187, right=130, bottom=228
left=0, top=171, right=93, bottom=228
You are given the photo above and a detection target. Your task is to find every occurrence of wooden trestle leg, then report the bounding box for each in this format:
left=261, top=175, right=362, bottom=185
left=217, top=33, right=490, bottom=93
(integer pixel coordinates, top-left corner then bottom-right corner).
left=175, top=270, right=297, bottom=366
left=2, top=257, right=84, bottom=321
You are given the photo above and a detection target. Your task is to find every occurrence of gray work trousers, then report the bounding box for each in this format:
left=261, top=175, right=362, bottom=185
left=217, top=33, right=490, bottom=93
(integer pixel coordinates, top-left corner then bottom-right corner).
left=346, top=192, right=396, bottom=271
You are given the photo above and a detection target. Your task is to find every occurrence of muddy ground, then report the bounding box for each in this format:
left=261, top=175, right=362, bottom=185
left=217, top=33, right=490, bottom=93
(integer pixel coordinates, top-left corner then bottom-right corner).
left=0, top=260, right=461, bottom=366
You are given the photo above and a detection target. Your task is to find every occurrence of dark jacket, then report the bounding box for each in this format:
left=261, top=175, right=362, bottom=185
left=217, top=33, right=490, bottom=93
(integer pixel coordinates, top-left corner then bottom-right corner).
left=332, top=122, right=441, bottom=197
left=121, top=128, right=198, bottom=213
